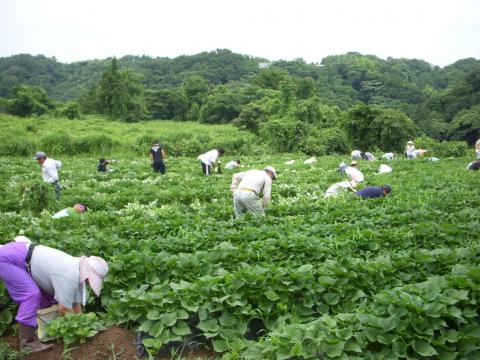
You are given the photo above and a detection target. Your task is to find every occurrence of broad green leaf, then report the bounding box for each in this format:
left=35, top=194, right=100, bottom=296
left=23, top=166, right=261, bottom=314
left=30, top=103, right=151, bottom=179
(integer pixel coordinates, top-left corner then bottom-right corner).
left=197, top=318, right=219, bottom=333
left=172, top=320, right=191, bottom=336
left=146, top=310, right=160, bottom=320
left=413, top=341, right=437, bottom=356
left=161, top=312, right=177, bottom=326
left=213, top=339, right=229, bottom=352
left=148, top=321, right=165, bottom=337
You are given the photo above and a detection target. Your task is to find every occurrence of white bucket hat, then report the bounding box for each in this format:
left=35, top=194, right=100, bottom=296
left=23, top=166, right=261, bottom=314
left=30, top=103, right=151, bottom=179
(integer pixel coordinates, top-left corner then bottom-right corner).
left=264, top=166, right=277, bottom=180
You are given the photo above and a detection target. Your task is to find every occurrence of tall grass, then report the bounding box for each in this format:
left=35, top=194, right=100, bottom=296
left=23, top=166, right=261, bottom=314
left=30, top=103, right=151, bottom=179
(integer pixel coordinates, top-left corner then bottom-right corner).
left=0, top=114, right=260, bottom=157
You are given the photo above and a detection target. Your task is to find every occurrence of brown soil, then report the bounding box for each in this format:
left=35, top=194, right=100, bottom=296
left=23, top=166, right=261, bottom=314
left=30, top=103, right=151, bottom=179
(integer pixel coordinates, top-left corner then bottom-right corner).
left=3, top=326, right=216, bottom=359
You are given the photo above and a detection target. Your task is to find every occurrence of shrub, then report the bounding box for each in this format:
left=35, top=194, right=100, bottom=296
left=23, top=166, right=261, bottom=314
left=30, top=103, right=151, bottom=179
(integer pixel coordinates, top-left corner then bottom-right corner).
left=40, top=132, right=74, bottom=155
left=415, top=135, right=469, bottom=157
left=74, top=134, right=116, bottom=154
left=0, top=135, right=36, bottom=156
left=18, top=180, right=55, bottom=214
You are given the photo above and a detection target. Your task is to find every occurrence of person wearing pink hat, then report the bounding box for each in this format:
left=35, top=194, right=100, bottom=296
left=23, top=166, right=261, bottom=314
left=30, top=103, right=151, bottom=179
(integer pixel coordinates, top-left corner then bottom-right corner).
left=0, top=238, right=108, bottom=353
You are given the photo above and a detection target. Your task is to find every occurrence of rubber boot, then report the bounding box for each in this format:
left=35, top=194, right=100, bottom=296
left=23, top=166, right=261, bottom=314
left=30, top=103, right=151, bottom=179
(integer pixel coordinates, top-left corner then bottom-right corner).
left=18, top=324, right=53, bottom=353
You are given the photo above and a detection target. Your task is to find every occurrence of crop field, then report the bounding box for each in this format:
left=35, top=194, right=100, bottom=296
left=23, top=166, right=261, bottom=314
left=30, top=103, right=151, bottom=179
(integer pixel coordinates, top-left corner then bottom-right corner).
left=0, top=154, right=480, bottom=359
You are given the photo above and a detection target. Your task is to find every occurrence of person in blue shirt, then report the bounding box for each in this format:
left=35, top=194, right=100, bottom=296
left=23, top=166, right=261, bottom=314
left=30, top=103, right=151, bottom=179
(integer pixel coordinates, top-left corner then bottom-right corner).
left=356, top=185, right=391, bottom=199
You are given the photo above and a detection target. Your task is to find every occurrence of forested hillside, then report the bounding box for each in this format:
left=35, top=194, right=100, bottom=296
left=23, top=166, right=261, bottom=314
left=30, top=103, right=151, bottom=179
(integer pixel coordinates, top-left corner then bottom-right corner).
left=0, top=50, right=479, bottom=151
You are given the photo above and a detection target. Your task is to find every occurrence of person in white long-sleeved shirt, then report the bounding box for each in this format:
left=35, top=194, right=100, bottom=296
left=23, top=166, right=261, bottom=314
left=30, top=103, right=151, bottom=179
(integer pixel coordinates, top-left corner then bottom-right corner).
left=339, top=161, right=364, bottom=187
left=197, top=148, right=225, bottom=175
left=34, top=151, right=62, bottom=198
left=225, top=160, right=242, bottom=170
left=230, top=166, right=277, bottom=218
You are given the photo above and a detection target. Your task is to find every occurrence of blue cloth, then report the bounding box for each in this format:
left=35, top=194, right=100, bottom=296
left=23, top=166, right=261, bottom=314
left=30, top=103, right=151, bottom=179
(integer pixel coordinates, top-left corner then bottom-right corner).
left=356, top=186, right=386, bottom=199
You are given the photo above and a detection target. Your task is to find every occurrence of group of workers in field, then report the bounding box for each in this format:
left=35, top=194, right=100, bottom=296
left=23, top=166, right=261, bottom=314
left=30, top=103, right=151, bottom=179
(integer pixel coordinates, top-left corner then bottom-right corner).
left=4, top=138, right=478, bottom=353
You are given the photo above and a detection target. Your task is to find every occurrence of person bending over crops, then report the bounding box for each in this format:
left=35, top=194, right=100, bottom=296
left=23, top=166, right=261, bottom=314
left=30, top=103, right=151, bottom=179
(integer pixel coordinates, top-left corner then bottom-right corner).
left=150, top=140, right=167, bottom=175
left=362, top=152, right=375, bottom=161
left=225, top=159, right=242, bottom=170
left=34, top=151, right=62, bottom=199
left=356, top=185, right=392, bottom=199
left=324, top=180, right=356, bottom=198
left=231, top=166, right=277, bottom=218
left=52, top=203, right=88, bottom=219
left=0, top=238, right=108, bottom=353
left=198, top=148, right=225, bottom=175
left=339, top=161, right=364, bottom=187
left=467, top=160, right=480, bottom=171
left=351, top=150, right=362, bottom=160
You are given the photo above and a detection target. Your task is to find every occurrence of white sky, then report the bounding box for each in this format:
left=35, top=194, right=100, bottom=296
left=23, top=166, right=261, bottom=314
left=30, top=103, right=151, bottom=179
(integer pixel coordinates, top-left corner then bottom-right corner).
left=0, top=0, right=479, bottom=67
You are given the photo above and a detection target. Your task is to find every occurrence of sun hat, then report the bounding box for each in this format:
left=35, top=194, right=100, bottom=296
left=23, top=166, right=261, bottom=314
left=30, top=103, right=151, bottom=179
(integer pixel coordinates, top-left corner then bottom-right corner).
left=33, top=151, right=46, bottom=160
left=79, top=256, right=109, bottom=297
left=264, top=166, right=277, bottom=180
left=14, top=235, right=32, bottom=243
left=350, top=161, right=358, bottom=166
left=407, top=141, right=414, bottom=144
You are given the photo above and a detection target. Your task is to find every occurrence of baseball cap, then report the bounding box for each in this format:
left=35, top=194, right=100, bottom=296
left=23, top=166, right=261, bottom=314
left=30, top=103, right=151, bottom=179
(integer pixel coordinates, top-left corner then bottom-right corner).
left=33, top=151, right=46, bottom=160
left=264, top=166, right=277, bottom=180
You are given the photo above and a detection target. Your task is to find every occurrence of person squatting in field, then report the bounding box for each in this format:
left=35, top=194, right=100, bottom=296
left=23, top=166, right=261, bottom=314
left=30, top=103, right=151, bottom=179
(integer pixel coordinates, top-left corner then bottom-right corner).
left=0, top=238, right=109, bottom=353
left=52, top=203, right=88, bottom=219
left=198, top=148, right=225, bottom=175
left=150, top=140, right=167, bottom=175
left=97, top=158, right=116, bottom=172
left=34, top=151, right=62, bottom=199
left=231, top=166, right=277, bottom=218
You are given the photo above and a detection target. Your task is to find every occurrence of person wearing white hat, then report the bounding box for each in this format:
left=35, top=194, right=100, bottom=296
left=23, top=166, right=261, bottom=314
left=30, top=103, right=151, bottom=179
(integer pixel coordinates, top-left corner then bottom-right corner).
left=0, top=238, right=108, bottom=353
left=404, top=141, right=415, bottom=159
left=230, top=166, right=277, bottom=218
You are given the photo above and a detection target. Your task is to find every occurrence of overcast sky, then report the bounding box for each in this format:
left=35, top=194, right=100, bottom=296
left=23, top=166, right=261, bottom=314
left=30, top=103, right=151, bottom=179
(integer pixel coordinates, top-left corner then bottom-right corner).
left=1, top=0, right=479, bottom=67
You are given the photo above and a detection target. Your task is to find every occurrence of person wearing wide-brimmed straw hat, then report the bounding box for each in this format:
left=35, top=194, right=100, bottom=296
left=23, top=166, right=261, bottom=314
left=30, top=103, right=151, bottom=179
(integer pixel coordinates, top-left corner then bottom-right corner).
left=404, top=140, right=415, bottom=159
left=0, top=237, right=108, bottom=353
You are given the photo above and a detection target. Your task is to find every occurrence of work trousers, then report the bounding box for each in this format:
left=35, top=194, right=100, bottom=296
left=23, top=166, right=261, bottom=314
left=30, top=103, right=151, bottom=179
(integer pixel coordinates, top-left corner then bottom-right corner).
left=0, top=243, right=55, bottom=327
left=233, top=191, right=265, bottom=218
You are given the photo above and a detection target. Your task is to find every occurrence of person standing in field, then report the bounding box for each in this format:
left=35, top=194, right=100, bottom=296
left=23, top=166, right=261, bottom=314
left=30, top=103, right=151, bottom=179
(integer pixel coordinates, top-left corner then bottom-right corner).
left=150, top=140, right=166, bottom=175
left=0, top=238, right=108, bottom=353
left=34, top=151, right=62, bottom=199
left=230, top=166, right=276, bottom=218
left=475, top=138, right=480, bottom=159
left=405, top=141, right=415, bottom=159
left=198, top=148, right=225, bottom=175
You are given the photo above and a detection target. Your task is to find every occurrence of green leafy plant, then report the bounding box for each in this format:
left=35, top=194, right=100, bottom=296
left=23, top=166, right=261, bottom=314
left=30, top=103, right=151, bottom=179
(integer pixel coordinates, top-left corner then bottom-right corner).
left=44, top=313, right=106, bottom=345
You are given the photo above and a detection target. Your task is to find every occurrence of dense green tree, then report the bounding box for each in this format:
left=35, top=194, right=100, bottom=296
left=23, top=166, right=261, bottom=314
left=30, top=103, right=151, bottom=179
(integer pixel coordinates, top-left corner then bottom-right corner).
left=5, top=84, right=53, bottom=116
left=343, top=103, right=419, bottom=151
left=199, top=86, right=241, bottom=124
left=145, top=88, right=188, bottom=120
left=97, top=58, right=147, bottom=121
left=447, top=104, right=480, bottom=144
